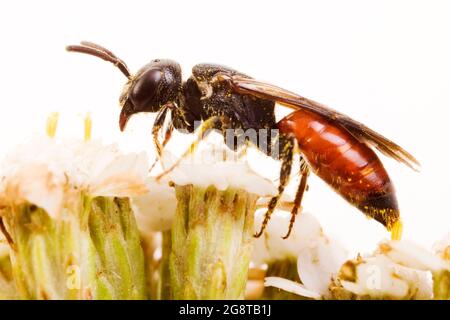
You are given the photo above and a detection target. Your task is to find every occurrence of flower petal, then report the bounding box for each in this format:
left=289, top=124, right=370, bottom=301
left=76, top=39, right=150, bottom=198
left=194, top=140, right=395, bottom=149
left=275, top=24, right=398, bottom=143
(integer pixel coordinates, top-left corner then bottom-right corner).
left=0, top=137, right=150, bottom=218
left=161, top=140, right=277, bottom=197
left=264, top=277, right=321, bottom=299
left=2, top=163, right=65, bottom=218
left=381, top=240, right=449, bottom=272
left=89, top=151, right=149, bottom=197
left=252, top=210, right=323, bottom=264
left=339, top=255, right=432, bottom=299
left=297, top=236, right=348, bottom=297
left=131, top=177, right=177, bottom=232
left=432, top=233, right=450, bottom=261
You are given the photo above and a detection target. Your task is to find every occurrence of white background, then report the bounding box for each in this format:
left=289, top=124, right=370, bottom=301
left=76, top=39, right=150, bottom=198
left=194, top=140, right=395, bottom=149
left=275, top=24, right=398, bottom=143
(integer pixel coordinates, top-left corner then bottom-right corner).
left=0, top=0, right=449, bottom=254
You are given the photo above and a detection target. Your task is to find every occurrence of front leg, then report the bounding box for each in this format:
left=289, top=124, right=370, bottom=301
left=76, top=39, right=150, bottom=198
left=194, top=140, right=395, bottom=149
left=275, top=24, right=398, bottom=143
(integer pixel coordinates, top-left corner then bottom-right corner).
left=149, top=106, right=172, bottom=172
left=150, top=118, right=174, bottom=172
left=151, top=106, right=170, bottom=158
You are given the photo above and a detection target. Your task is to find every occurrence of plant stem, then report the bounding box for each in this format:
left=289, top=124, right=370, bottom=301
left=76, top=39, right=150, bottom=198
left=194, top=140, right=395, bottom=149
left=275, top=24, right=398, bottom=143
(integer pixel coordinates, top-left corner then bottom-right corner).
left=1, top=195, right=146, bottom=300
left=159, top=231, right=172, bottom=299
left=433, top=270, right=449, bottom=300
left=170, top=184, right=257, bottom=300
left=0, top=250, right=16, bottom=299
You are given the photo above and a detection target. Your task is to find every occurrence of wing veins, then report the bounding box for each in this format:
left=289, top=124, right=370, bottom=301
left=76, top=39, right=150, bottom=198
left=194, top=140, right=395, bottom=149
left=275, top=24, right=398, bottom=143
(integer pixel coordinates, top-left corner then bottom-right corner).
left=230, top=76, right=420, bottom=170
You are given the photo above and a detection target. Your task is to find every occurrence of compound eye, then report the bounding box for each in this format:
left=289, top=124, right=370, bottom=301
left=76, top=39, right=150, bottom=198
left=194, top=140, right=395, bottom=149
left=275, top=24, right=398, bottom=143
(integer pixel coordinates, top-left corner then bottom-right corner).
left=130, top=68, right=162, bottom=109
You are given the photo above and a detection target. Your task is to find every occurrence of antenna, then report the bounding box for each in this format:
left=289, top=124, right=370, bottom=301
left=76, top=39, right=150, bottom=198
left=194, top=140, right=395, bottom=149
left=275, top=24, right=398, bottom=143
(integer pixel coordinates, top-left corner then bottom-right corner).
left=66, top=41, right=131, bottom=79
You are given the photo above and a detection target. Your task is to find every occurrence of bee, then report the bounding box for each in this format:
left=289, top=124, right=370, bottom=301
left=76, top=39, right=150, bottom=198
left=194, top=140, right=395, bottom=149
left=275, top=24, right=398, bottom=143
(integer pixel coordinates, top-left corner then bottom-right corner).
left=67, top=41, right=419, bottom=239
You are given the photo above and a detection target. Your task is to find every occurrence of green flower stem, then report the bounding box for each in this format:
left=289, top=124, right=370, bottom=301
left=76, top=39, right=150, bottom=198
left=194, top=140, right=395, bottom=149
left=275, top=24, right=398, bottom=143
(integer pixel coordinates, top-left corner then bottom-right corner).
left=0, top=250, right=17, bottom=299
left=263, top=258, right=305, bottom=300
left=170, top=184, right=258, bottom=300
left=1, top=195, right=146, bottom=300
left=158, top=231, right=172, bottom=299
left=433, top=270, right=450, bottom=300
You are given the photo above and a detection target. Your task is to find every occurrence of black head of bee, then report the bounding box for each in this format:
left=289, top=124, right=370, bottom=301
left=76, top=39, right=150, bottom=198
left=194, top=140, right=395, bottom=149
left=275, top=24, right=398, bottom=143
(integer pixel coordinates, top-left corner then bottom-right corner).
left=66, top=42, right=182, bottom=131
left=119, top=59, right=181, bottom=130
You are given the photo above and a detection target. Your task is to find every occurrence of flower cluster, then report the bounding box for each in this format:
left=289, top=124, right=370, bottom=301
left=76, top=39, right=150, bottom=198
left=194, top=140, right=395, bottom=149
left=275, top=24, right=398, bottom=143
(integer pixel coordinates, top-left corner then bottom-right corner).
left=0, top=137, right=149, bottom=216
left=0, top=115, right=448, bottom=300
left=0, top=120, right=150, bottom=299
left=261, top=210, right=449, bottom=300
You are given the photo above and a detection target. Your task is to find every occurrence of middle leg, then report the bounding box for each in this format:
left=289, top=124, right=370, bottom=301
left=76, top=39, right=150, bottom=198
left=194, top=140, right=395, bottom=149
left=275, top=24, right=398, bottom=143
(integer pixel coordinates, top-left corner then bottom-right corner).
left=254, top=134, right=296, bottom=238
left=156, top=115, right=224, bottom=180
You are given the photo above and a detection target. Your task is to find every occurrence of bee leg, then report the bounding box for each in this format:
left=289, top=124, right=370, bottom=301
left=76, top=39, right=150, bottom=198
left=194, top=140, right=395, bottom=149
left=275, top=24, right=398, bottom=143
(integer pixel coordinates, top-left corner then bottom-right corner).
left=150, top=104, right=180, bottom=172
left=156, top=115, right=223, bottom=180
left=161, top=121, right=174, bottom=150
left=150, top=117, right=174, bottom=172
left=254, top=135, right=295, bottom=238
left=256, top=200, right=295, bottom=212
left=151, top=107, right=170, bottom=158
left=282, top=159, right=310, bottom=239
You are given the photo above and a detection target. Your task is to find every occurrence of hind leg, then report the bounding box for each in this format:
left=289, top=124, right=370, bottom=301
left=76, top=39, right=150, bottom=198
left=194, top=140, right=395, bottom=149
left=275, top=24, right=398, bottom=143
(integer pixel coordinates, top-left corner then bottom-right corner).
left=282, top=159, right=310, bottom=239
left=254, top=134, right=295, bottom=238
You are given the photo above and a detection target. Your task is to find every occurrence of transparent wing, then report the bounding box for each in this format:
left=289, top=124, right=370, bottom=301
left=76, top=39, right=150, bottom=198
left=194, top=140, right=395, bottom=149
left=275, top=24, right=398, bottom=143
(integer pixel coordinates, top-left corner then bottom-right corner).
left=227, top=75, right=419, bottom=170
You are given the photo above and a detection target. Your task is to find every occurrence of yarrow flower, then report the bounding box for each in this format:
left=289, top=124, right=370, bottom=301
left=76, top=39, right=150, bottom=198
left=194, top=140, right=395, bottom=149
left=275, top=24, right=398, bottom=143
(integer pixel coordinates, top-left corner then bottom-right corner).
left=159, top=133, right=277, bottom=196
left=0, top=128, right=149, bottom=299
left=132, top=177, right=177, bottom=233
left=147, top=135, right=277, bottom=299
left=260, top=210, right=348, bottom=299
left=252, top=210, right=324, bottom=266
left=264, top=229, right=449, bottom=300
left=433, top=233, right=450, bottom=261
left=376, top=239, right=450, bottom=299
left=335, top=254, right=432, bottom=299
left=0, top=137, right=149, bottom=217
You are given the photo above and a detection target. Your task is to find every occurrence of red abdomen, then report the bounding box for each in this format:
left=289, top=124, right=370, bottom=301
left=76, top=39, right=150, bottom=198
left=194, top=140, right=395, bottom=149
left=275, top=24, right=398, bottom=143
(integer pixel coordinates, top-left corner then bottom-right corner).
left=278, top=109, right=399, bottom=229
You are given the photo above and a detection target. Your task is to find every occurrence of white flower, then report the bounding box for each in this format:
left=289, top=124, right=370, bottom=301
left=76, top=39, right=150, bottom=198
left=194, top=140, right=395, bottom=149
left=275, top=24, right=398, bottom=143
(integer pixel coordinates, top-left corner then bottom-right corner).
left=339, top=254, right=432, bottom=299
left=334, top=240, right=449, bottom=299
left=253, top=212, right=446, bottom=300
left=379, top=240, right=450, bottom=272
left=252, top=210, right=323, bottom=265
left=160, top=134, right=277, bottom=197
left=131, top=177, right=177, bottom=232
left=0, top=137, right=149, bottom=218
left=131, top=134, right=277, bottom=232
left=432, top=233, right=450, bottom=261
left=297, top=235, right=348, bottom=298
left=260, top=211, right=348, bottom=299
left=264, top=277, right=322, bottom=299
